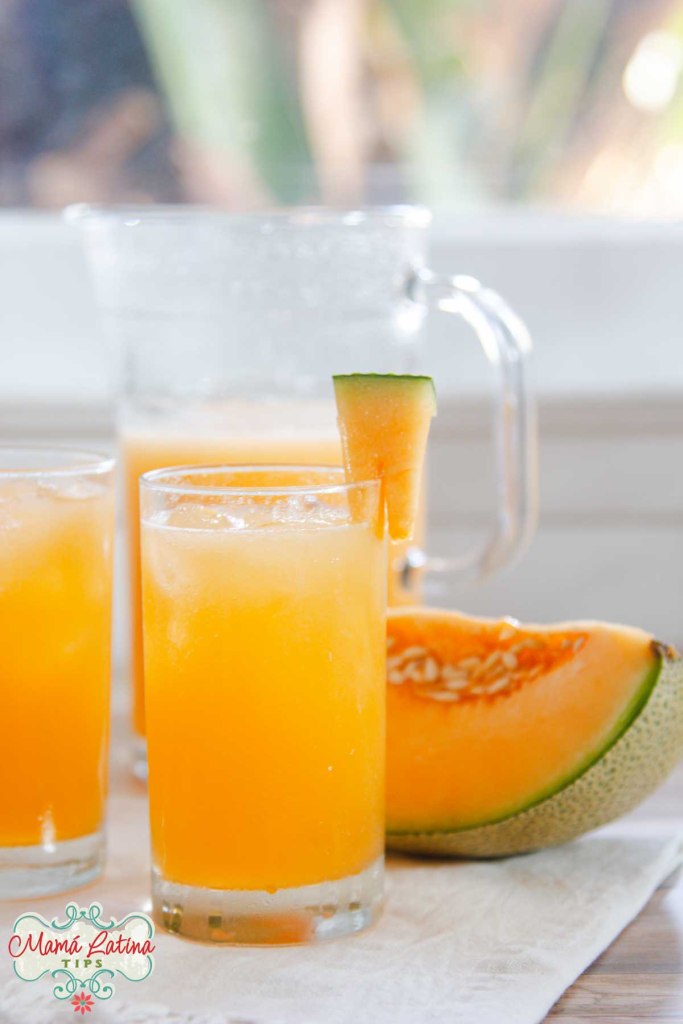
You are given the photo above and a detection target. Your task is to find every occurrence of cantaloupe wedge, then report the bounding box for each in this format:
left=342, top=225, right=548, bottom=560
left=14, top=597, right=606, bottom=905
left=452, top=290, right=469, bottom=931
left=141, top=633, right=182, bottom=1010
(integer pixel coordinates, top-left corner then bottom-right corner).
left=333, top=374, right=436, bottom=541
left=386, top=608, right=683, bottom=856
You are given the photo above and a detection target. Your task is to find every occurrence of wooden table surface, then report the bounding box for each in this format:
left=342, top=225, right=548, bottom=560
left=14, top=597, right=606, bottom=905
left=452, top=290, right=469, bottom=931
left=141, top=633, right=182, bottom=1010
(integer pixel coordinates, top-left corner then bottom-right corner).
left=546, top=762, right=683, bottom=1022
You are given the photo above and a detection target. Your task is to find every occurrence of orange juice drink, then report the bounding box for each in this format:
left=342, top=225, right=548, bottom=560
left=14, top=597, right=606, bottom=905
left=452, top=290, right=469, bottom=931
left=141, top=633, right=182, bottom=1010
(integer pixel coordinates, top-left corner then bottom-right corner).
left=0, top=449, right=114, bottom=898
left=141, top=466, right=386, bottom=944
left=124, top=401, right=420, bottom=752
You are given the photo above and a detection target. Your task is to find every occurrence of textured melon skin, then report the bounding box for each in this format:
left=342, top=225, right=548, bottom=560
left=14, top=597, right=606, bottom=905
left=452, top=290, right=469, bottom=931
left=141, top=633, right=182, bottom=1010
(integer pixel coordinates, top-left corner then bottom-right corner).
left=387, top=645, right=683, bottom=858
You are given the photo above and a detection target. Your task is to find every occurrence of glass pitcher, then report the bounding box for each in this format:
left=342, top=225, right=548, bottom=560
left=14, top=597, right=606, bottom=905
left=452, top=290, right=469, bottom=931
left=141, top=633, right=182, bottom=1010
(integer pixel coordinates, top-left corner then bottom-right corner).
left=70, top=205, right=536, bottom=774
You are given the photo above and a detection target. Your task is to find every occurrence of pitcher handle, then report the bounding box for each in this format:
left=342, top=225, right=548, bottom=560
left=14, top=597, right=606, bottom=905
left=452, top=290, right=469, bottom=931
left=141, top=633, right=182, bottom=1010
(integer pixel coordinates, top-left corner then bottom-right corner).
left=403, top=267, right=538, bottom=586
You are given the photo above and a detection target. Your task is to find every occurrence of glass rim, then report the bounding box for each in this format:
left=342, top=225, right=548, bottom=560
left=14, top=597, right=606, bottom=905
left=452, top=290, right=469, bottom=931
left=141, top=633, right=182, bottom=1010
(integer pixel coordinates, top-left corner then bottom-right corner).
left=140, top=463, right=379, bottom=498
left=64, top=203, right=432, bottom=231
left=0, top=446, right=115, bottom=479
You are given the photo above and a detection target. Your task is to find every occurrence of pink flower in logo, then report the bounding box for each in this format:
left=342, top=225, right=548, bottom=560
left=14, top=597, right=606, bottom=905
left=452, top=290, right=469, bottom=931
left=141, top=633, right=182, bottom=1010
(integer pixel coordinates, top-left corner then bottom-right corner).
left=71, top=992, right=94, bottom=1015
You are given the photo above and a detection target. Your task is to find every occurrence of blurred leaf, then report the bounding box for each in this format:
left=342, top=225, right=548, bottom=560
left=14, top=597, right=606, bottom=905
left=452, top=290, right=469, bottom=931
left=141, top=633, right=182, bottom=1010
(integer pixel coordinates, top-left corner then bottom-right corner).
left=382, top=0, right=466, bottom=82
left=655, top=7, right=683, bottom=144
left=378, top=0, right=484, bottom=205
left=509, top=0, right=614, bottom=196
left=131, top=0, right=311, bottom=202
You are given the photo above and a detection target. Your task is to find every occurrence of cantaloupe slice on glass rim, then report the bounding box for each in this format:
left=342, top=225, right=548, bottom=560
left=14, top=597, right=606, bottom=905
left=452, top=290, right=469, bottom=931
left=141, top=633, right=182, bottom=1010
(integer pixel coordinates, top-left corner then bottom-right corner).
left=333, top=373, right=436, bottom=541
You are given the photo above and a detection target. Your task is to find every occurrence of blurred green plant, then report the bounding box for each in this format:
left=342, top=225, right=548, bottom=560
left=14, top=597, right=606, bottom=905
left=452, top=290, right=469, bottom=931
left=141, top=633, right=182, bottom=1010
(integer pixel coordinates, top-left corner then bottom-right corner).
left=378, top=0, right=478, bottom=204
left=130, top=0, right=683, bottom=211
left=131, top=0, right=312, bottom=203
left=508, top=0, right=615, bottom=197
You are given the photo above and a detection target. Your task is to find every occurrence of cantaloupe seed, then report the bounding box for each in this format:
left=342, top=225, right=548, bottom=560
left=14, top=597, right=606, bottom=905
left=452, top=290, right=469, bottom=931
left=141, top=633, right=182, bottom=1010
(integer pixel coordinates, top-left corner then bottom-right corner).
left=386, top=626, right=588, bottom=703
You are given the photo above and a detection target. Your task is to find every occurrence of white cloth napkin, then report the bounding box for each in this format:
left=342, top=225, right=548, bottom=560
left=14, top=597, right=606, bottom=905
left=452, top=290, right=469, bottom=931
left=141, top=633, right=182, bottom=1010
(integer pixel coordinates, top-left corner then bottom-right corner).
left=1, top=792, right=680, bottom=1024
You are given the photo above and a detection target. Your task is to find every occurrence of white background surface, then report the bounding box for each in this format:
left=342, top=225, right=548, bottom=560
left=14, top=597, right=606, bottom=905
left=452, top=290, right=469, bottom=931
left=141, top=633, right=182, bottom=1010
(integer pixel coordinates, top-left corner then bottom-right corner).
left=2, top=210, right=683, bottom=404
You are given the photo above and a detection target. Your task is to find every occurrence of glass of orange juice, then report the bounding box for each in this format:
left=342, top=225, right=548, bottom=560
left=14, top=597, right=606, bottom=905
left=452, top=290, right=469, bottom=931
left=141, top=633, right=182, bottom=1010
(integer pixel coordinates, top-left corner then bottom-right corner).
left=140, top=465, right=386, bottom=944
left=0, top=448, right=115, bottom=898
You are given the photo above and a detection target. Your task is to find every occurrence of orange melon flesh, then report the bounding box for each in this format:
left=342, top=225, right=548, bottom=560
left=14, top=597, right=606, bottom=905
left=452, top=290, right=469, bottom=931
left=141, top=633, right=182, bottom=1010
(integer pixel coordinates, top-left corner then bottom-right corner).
left=333, top=374, right=436, bottom=542
left=387, top=608, right=660, bottom=833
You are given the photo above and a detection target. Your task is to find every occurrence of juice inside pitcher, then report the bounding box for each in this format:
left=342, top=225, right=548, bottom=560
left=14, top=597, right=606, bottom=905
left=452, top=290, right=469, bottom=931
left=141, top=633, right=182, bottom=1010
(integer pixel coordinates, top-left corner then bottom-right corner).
left=123, top=398, right=425, bottom=739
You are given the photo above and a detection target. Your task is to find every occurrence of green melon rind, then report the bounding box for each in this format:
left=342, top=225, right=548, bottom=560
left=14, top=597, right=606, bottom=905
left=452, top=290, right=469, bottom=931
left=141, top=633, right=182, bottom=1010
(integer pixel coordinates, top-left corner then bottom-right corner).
left=333, top=373, right=436, bottom=402
left=333, top=372, right=434, bottom=384
left=387, top=644, right=683, bottom=858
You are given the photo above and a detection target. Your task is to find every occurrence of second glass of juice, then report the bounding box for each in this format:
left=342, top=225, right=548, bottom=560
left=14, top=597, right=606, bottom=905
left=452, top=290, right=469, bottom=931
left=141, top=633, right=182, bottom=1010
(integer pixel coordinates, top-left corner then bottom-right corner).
left=140, top=465, right=386, bottom=944
left=0, top=448, right=114, bottom=898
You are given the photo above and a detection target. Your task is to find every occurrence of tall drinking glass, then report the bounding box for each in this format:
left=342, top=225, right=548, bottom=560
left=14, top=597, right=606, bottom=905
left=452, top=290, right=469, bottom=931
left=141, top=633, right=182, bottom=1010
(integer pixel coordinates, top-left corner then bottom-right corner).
left=140, top=466, right=385, bottom=944
left=71, top=205, right=536, bottom=775
left=0, top=448, right=115, bottom=897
